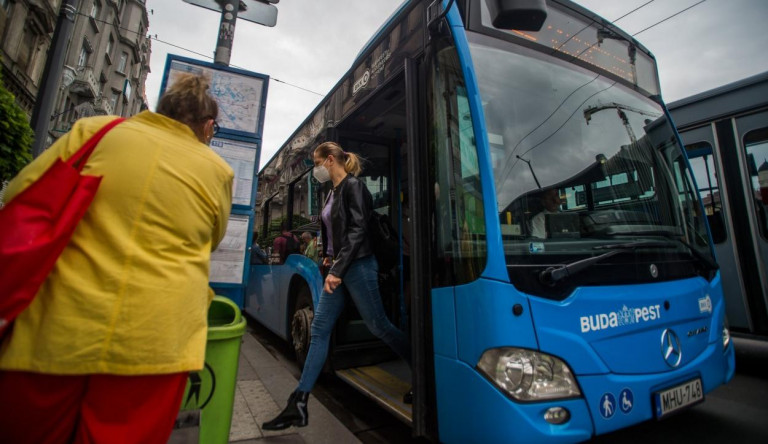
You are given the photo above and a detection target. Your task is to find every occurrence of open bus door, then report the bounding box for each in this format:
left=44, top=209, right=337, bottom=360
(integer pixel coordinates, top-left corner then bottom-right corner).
left=322, top=59, right=436, bottom=438
left=325, top=70, right=417, bottom=424
left=403, top=56, right=436, bottom=438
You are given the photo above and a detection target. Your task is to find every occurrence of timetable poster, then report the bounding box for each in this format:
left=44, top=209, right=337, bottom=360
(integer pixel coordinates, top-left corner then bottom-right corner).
left=209, top=214, right=250, bottom=284
left=210, top=138, right=258, bottom=206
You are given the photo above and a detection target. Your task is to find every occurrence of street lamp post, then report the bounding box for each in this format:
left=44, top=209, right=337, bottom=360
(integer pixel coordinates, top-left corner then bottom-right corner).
left=214, top=0, right=240, bottom=66
left=182, top=0, right=279, bottom=67
left=29, top=0, right=80, bottom=158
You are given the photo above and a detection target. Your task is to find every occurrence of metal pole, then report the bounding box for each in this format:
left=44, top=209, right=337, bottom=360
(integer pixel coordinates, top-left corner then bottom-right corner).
left=30, top=0, right=79, bottom=158
left=214, top=0, right=239, bottom=66
left=517, top=155, right=542, bottom=189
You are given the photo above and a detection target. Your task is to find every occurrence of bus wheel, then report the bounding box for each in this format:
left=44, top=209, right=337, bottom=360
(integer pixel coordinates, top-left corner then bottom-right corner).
left=291, top=287, right=313, bottom=368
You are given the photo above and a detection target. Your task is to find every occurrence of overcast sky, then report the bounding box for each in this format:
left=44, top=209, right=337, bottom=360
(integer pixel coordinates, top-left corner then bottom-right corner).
left=143, top=0, right=768, bottom=167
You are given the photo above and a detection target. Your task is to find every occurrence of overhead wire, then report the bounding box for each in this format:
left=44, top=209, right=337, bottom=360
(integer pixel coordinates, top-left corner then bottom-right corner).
left=495, top=74, right=601, bottom=187
left=517, top=81, right=617, bottom=160
left=555, top=0, right=655, bottom=53
left=613, top=1, right=656, bottom=23
left=499, top=0, right=706, bottom=187
left=73, top=10, right=324, bottom=97
left=632, top=0, right=706, bottom=36
left=76, top=1, right=705, bottom=100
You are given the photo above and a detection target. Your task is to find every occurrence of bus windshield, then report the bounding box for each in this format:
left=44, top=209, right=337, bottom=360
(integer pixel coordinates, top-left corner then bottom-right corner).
left=467, top=32, right=716, bottom=296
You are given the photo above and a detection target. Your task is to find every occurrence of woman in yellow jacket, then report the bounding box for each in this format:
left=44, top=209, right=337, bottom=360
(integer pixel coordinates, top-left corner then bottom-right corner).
left=0, top=73, right=234, bottom=444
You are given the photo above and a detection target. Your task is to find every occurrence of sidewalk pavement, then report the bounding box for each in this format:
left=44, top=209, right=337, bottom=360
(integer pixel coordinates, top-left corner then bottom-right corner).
left=227, top=328, right=361, bottom=444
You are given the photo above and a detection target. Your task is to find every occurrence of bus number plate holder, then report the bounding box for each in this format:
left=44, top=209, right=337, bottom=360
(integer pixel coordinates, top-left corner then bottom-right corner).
left=654, top=378, right=704, bottom=418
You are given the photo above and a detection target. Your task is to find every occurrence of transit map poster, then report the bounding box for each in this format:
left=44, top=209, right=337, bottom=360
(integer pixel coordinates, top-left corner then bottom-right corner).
left=165, top=59, right=266, bottom=135
left=210, top=138, right=257, bottom=206
left=209, top=214, right=250, bottom=284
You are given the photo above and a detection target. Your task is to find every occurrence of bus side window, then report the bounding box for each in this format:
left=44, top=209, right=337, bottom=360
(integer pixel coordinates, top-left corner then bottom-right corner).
left=744, top=129, right=768, bottom=240
left=686, top=143, right=727, bottom=244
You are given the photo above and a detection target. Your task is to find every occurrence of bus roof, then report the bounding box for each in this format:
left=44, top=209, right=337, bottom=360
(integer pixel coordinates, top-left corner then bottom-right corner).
left=259, top=0, right=660, bottom=173
left=353, top=0, right=411, bottom=63
left=667, top=71, right=768, bottom=129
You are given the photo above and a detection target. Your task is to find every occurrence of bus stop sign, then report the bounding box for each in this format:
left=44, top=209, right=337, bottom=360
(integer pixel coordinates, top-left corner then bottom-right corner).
left=182, top=0, right=278, bottom=27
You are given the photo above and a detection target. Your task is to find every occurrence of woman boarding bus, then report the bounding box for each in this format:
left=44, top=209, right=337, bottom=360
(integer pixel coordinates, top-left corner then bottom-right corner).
left=247, top=1, right=734, bottom=441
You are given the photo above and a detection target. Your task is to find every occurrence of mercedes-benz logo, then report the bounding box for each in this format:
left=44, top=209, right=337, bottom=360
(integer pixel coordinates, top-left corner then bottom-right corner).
left=660, top=329, right=682, bottom=367
left=649, top=264, right=659, bottom=278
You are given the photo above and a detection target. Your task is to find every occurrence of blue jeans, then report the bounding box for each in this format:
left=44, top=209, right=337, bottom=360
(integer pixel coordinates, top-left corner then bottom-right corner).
left=297, top=255, right=410, bottom=392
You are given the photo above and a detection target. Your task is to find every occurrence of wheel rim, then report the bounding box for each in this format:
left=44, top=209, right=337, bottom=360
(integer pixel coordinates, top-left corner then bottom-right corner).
left=291, top=307, right=313, bottom=356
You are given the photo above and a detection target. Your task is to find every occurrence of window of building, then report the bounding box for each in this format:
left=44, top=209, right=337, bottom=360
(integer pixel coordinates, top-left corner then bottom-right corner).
left=109, top=90, right=120, bottom=112
left=106, top=35, right=114, bottom=60
left=17, top=23, right=38, bottom=73
left=91, top=1, right=101, bottom=20
left=117, top=52, right=128, bottom=73
left=78, top=42, right=89, bottom=67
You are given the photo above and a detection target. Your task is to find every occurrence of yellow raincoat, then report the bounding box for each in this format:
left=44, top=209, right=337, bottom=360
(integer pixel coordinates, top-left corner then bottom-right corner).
left=0, top=111, right=233, bottom=375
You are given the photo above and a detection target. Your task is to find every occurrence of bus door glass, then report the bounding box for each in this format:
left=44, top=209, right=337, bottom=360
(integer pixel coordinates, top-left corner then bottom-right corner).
left=684, top=136, right=751, bottom=330
left=742, top=128, right=768, bottom=240
left=427, top=37, right=487, bottom=287
left=332, top=138, right=401, bottom=346
left=686, top=141, right=727, bottom=243
left=740, top=121, right=768, bottom=328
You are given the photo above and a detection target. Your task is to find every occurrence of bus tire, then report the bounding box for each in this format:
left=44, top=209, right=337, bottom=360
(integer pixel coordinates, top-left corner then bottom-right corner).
left=291, top=287, right=313, bottom=368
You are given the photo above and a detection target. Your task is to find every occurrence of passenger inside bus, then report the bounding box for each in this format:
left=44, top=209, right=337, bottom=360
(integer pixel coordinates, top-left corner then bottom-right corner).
left=530, top=188, right=563, bottom=238
left=272, top=220, right=301, bottom=264
left=250, top=232, right=268, bottom=265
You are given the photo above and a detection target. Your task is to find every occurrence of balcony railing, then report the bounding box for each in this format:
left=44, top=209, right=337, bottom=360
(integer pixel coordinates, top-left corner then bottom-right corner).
left=70, top=66, right=99, bottom=98
left=93, top=97, right=114, bottom=116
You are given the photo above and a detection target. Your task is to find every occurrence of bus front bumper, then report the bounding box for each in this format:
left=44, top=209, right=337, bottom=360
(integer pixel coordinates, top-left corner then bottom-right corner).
left=433, top=340, right=734, bottom=443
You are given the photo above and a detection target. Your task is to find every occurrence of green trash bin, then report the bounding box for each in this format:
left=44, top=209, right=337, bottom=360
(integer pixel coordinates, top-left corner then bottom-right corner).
left=179, top=296, right=246, bottom=444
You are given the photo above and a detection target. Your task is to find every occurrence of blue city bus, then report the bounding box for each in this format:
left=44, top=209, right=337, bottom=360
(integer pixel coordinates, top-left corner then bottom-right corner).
left=668, top=72, right=768, bottom=340
left=247, top=1, right=735, bottom=441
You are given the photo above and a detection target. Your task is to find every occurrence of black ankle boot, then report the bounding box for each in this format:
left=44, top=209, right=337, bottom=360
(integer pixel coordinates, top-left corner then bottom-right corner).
left=262, top=390, right=310, bottom=431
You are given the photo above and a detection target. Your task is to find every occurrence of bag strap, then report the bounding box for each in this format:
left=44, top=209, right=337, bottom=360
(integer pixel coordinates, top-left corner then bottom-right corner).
left=67, top=118, right=126, bottom=172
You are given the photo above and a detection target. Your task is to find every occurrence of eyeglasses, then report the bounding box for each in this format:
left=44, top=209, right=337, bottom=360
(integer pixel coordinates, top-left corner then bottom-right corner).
left=212, top=121, right=220, bottom=136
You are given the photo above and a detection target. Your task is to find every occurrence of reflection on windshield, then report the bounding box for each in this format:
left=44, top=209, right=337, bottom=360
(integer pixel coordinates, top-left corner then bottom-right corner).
left=468, top=33, right=714, bottom=275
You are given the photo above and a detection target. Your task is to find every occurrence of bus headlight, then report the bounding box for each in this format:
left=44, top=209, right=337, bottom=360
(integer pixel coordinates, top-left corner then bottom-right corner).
left=477, top=348, right=581, bottom=401
left=722, top=317, right=731, bottom=349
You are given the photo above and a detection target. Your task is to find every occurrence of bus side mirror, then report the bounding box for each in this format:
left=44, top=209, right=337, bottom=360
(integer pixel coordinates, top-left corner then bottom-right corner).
left=487, top=0, right=548, bottom=31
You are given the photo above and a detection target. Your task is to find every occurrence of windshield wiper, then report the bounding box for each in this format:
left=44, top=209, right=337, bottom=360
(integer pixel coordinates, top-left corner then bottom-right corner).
left=539, top=240, right=675, bottom=285
left=672, top=237, right=719, bottom=271
left=607, top=230, right=719, bottom=271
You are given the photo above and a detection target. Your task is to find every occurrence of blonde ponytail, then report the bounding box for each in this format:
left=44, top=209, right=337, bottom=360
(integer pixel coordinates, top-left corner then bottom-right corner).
left=314, top=142, right=365, bottom=177
left=343, top=152, right=363, bottom=177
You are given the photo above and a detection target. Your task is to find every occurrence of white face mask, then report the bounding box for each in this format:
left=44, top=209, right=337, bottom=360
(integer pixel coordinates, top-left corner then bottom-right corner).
left=313, top=159, right=330, bottom=183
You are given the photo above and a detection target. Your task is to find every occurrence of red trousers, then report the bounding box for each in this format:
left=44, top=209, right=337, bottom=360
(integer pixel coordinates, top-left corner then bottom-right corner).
left=0, top=370, right=188, bottom=444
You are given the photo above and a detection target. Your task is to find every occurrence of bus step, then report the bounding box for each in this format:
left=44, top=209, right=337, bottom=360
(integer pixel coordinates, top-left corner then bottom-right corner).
left=335, top=362, right=412, bottom=425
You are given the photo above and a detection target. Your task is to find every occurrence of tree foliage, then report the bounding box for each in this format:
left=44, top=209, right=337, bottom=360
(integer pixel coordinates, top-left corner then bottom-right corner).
left=0, top=67, right=34, bottom=182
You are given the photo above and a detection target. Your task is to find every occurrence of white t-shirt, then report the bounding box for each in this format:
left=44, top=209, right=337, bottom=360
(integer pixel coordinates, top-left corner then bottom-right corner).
left=530, top=210, right=558, bottom=238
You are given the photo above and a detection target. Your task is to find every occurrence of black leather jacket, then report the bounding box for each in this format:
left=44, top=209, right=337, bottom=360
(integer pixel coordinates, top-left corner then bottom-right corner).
left=321, top=174, right=373, bottom=278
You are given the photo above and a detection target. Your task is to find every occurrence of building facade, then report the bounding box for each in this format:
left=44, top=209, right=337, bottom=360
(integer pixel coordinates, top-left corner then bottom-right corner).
left=0, top=0, right=151, bottom=147
left=0, top=0, right=59, bottom=115
left=52, top=0, right=151, bottom=139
